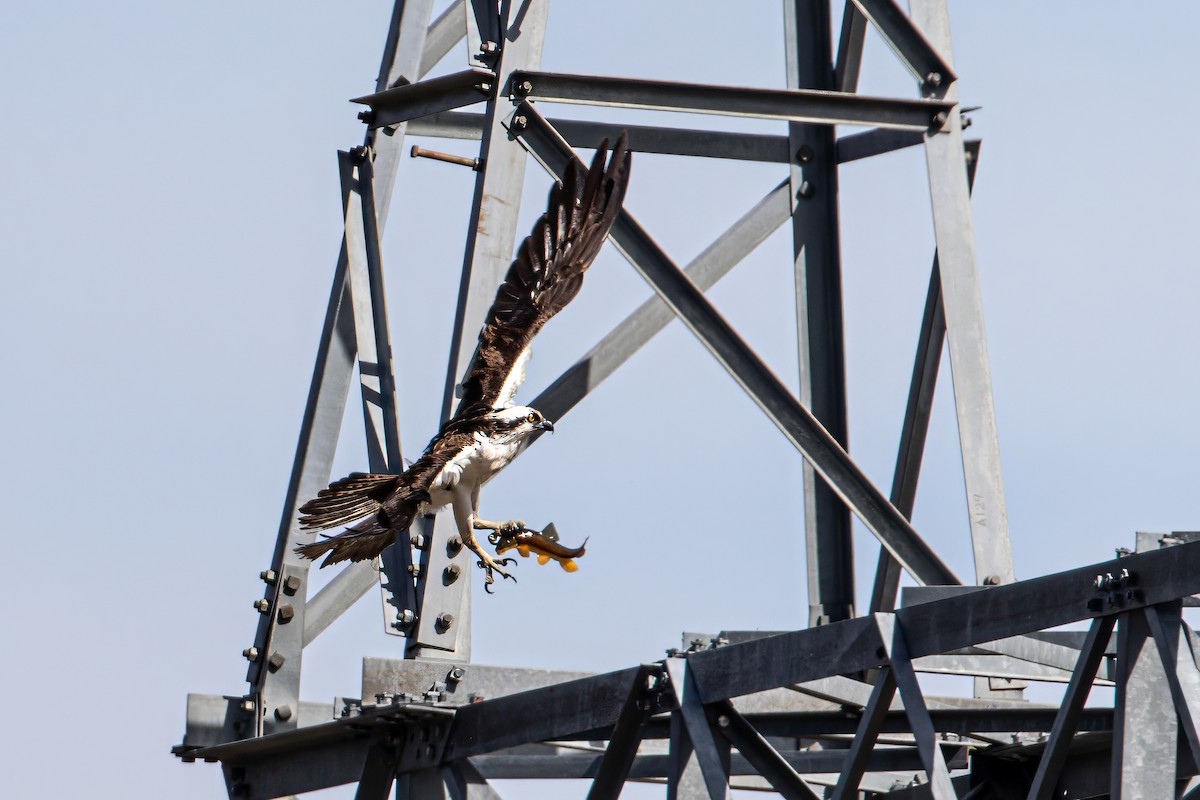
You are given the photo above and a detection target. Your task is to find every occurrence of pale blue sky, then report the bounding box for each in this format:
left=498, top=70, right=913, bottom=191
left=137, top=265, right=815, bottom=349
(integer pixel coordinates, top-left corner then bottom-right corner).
left=2, top=2, right=1198, bottom=797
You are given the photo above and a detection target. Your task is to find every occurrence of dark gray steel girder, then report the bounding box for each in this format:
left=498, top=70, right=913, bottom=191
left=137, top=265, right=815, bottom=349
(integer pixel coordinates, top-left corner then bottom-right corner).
left=407, top=112, right=926, bottom=164
left=354, top=68, right=495, bottom=128
left=688, top=541, right=1200, bottom=701
left=510, top=70, right=955, bottom=129
left=786, top=0, right=855, bottom=628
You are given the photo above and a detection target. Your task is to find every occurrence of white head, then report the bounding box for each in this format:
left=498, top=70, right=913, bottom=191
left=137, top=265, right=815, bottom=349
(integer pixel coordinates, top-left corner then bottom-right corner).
left=487, top=405, right=555, bottom=440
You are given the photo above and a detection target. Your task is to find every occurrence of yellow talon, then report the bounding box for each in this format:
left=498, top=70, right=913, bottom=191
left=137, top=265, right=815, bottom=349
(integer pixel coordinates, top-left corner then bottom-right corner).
left=561, top=560, right=578, bottom=573
left=536, top=554, right=551, bottom=566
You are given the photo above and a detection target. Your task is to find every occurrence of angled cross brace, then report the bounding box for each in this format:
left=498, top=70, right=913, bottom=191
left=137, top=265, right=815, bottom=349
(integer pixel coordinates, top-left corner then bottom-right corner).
left=1025, top=614, right=1116, bottom=800
left=665, top=658, right=730, bottom=800
left=831, top=662, right=899, bottom=799
left=869, top=139, right=980, bottom=614
left=850, top=0, right=955, bottom=86
left=355, top=732, right=405, bottom=800
left=710, top=702, right=820, bottom=800
left=911, top=0, right=1014, bottom=587
left=514, top=103, right=958, bottom=588
left=878, top=615, right=958, bottom=798
left=834, top=0, right=868, bottom=92
left=587, top=666, right=660, bottom=800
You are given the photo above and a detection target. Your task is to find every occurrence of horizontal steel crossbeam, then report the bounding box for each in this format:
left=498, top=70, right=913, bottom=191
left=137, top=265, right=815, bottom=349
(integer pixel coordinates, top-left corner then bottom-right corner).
left=510, top=70, right=955, bottom=129
left=353, top=68, right=495, bottom=127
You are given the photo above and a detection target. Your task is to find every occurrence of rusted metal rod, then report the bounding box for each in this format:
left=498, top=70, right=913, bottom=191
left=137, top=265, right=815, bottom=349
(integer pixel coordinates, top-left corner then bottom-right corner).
left=410, top=145, right=481, bottom=170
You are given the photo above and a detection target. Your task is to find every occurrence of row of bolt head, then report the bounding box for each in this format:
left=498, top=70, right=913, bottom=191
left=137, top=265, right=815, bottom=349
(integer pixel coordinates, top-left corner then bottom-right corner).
left=259, top=569, right=300, bottom=593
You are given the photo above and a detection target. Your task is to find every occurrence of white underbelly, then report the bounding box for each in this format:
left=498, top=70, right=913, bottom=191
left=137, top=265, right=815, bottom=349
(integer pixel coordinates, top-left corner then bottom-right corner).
left=423, top=436, right=521, bottom=513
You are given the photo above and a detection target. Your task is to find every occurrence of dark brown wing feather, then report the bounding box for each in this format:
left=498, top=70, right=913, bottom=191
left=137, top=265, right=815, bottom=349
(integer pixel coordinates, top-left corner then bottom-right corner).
left=295, top=432, right=478, bottom=567
left=456, top=133, right=631, bottom=416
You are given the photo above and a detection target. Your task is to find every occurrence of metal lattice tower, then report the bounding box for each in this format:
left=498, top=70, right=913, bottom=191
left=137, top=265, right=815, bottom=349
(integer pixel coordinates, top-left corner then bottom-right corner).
left=175, top=2, right=1200, bottom=797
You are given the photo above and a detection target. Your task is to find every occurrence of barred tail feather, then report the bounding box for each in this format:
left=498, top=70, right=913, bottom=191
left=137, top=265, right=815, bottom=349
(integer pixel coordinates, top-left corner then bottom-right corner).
left=298, top=472, right=399, bottom=531
left=295, top=515, right=397, bottom=567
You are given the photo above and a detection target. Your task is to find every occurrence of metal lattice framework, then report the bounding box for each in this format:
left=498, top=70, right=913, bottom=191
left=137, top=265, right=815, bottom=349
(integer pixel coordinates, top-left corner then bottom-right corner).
left=175, top=1, right=1200, bottom=797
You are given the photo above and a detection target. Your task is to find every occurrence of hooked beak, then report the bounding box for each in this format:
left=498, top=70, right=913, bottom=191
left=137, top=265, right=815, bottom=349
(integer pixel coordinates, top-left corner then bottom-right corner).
left=539, top=419, right=555, bottom=433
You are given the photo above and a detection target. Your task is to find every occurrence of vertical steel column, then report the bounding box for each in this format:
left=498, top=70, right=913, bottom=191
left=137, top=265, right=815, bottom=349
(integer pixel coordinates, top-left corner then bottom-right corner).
left=784, top=0, right=854, bottom=627
left=1112, top=611, right=1177, bottom=797
left=342, top=152, right=403, bottom=477
left=340, top=151, right=419, bottom=632
left=247, top=0, right=438, bottom=736
left=410, top=0, right=549, bottom=659
left=908, top=0, right=1014, bottom=588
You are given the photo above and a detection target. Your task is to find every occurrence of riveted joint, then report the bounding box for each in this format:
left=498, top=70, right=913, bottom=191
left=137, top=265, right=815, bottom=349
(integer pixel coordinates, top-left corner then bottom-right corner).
left=242, top=647, right=260, bottom=663
left=282, top=575, right=301, bottom=595
left=277, top=604, right=295, bottom=624
left=267, top=652, right=286, bottom=672
left=259, top=570, right=277, bottom=585
left=513, top=79, right=534, bottom=97
left=253, top=599, right=270, bottom=614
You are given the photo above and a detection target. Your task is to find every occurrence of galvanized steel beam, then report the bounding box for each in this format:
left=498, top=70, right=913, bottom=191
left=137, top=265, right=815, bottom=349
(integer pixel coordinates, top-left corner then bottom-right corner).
left=354, top=68, right=495, bottom=128
left=666, top=658, right=731, bottom=800
left=909, top=0, right=1014, bottom=589
left=869, top=139, right=979, bottom=614
left=850, top=0, right=955, bottom=87
left=411, top=0, right=549, bottom=659
left=587, top=666, right=659, bottom=800
left=785, top=0, right=855, bottom=627
left=510, top=70, right=955, bottom=129
left=410, top=111, right=925, bottom=164
left=711, top=702, right=820, bottom=800
left=1026, top=615, right=1116, bottom=800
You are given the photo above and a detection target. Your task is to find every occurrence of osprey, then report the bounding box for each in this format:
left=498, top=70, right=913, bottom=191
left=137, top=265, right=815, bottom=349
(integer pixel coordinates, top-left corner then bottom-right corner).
left=295, top=135, right=631, bottom=588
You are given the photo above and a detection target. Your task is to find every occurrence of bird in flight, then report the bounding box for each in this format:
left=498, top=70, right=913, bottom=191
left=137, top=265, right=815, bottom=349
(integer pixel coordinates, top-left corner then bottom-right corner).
left=295, top=135, right=631, bottom=589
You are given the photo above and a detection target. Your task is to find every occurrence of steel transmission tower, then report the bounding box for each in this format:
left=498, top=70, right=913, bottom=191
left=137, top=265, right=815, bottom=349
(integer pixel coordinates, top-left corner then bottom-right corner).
left=175, top=2, right=1200, bottom=797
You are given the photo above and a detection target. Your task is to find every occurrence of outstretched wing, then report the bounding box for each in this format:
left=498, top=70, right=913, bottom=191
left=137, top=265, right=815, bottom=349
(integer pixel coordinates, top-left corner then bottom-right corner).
left=456, top=133, right=631, bottom=416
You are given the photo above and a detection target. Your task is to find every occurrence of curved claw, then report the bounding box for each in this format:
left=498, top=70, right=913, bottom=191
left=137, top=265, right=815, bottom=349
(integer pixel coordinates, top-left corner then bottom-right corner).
left=487, top=531, right=502, bottom=546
